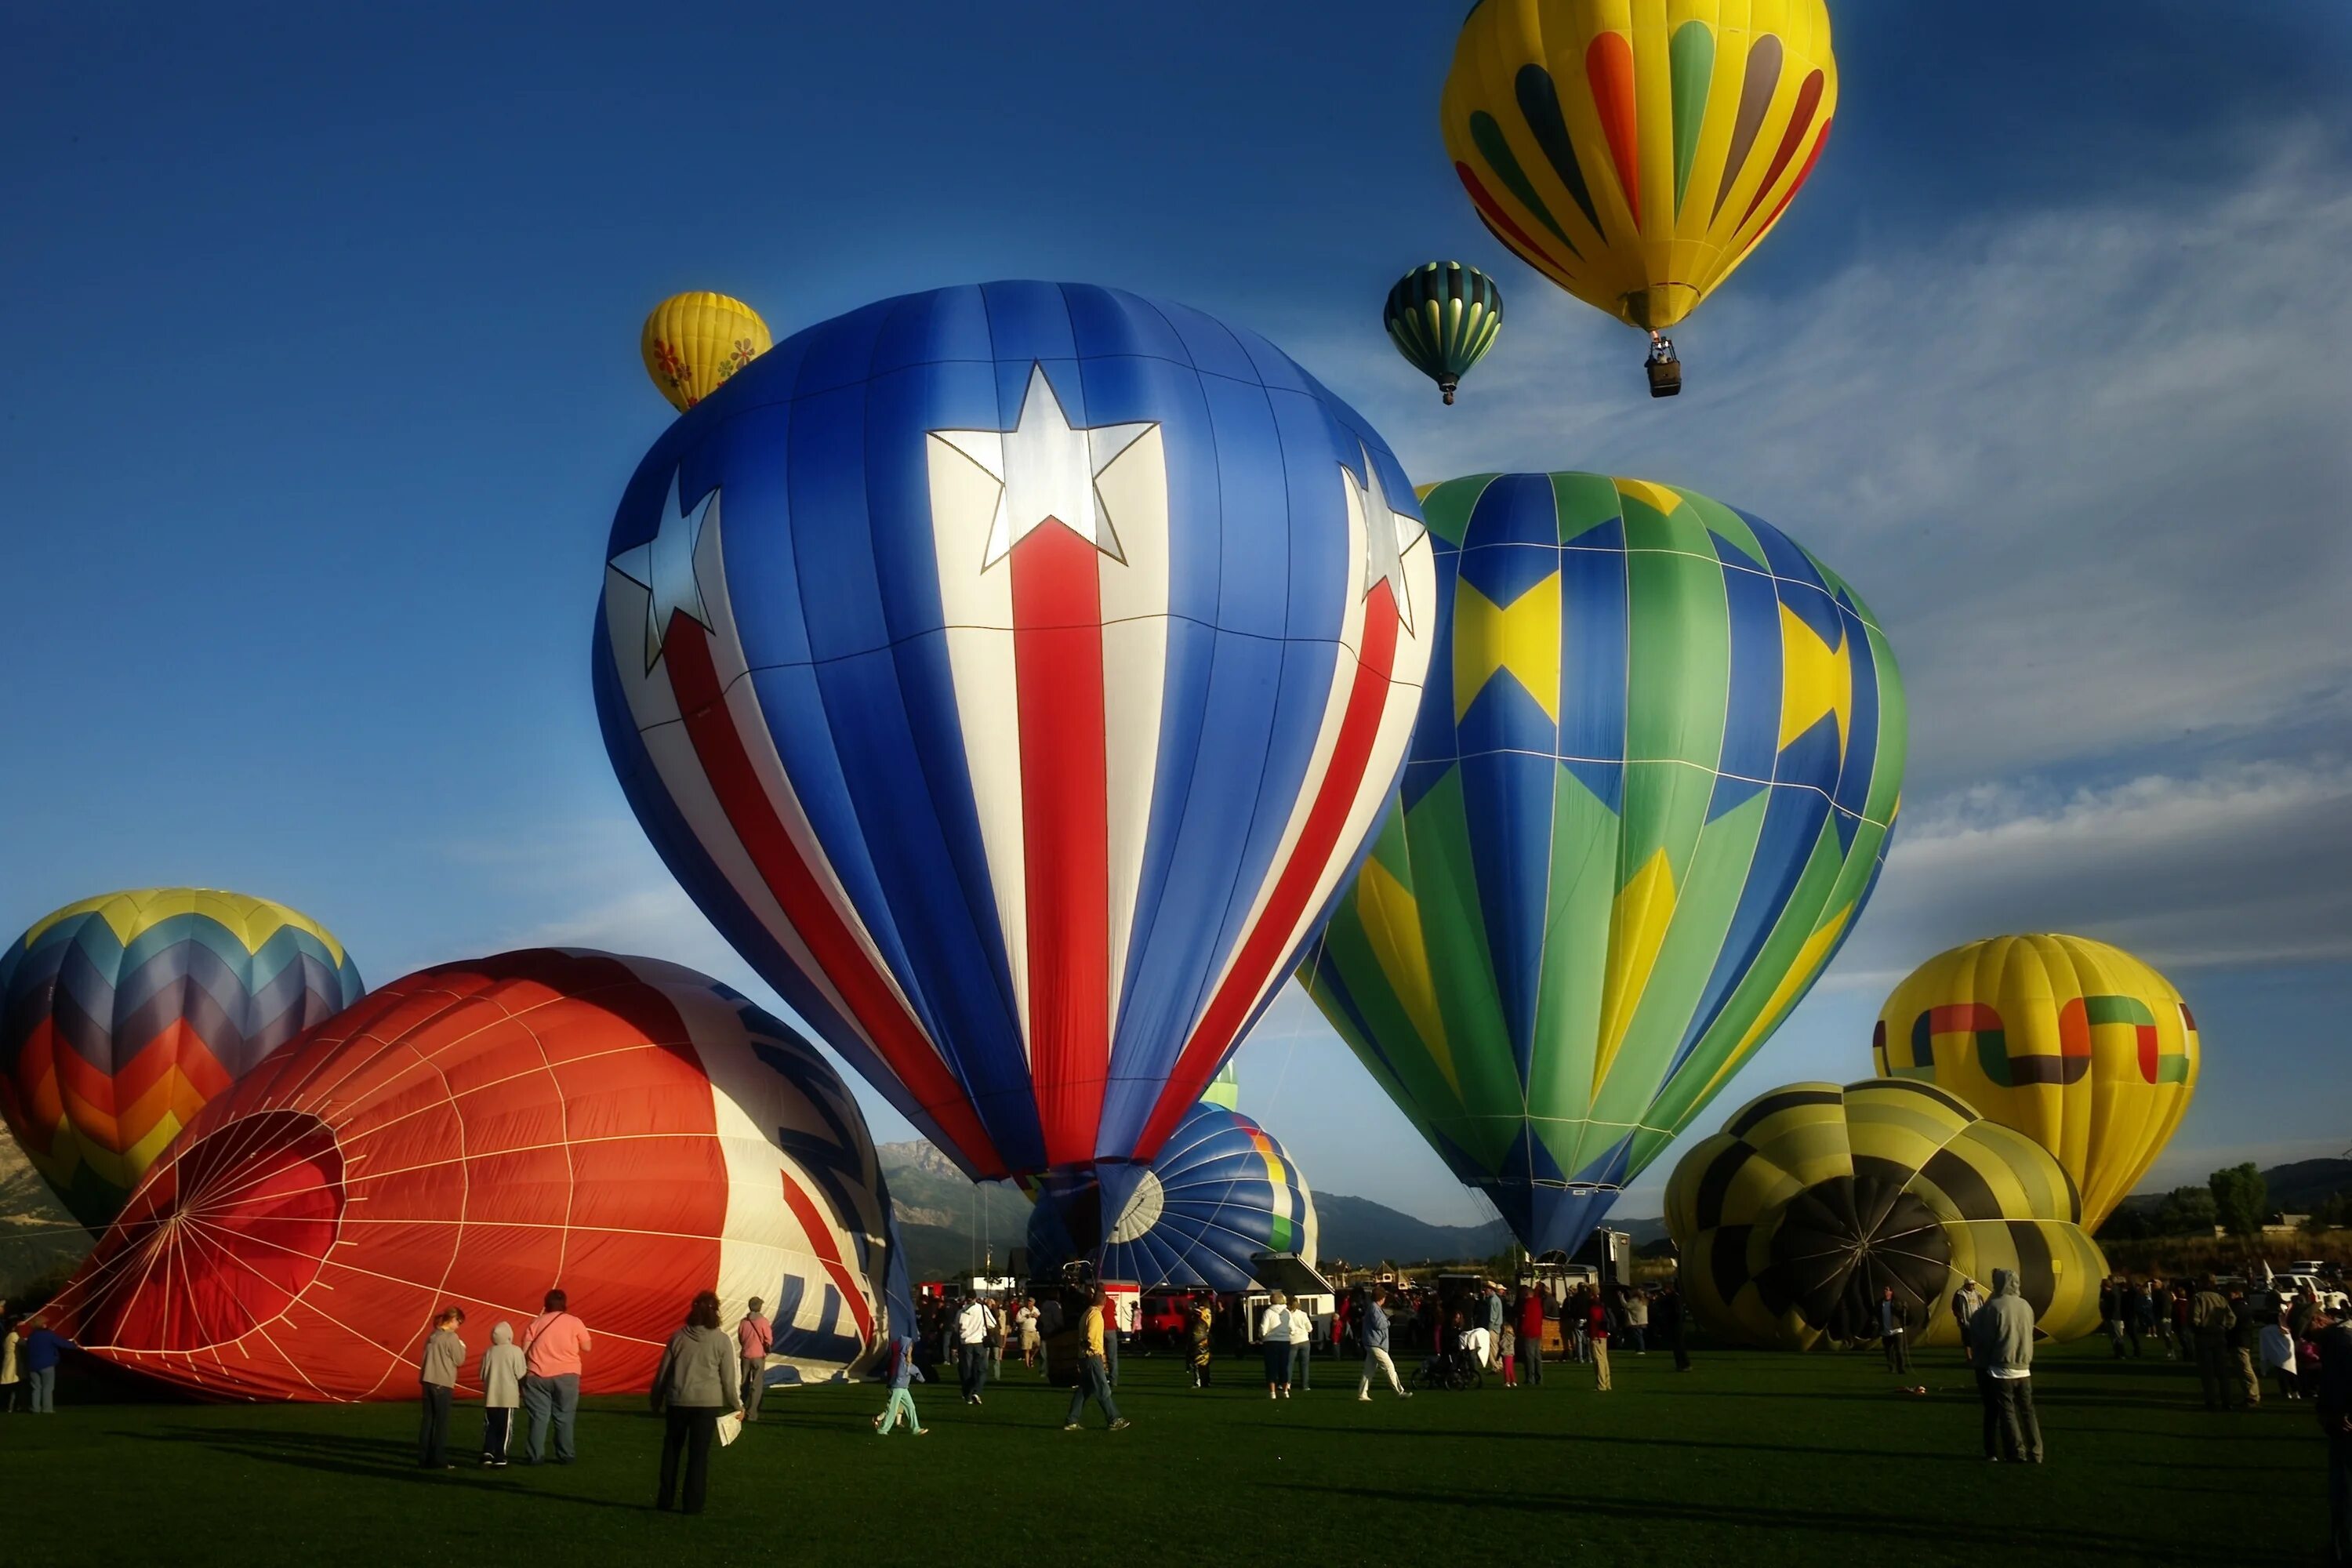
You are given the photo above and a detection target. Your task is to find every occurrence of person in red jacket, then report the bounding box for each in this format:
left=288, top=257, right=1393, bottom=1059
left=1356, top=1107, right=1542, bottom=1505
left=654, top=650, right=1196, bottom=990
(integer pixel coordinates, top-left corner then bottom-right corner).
left=1588, top=1298, right=1612, bottom=1392
left=1515, top=1287, right=1547, bottom=1387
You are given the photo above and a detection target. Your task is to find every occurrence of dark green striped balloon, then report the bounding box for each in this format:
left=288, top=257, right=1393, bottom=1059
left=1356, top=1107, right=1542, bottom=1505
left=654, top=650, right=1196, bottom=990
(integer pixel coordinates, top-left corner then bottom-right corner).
left=1384, top=262, right=1503, bottom=404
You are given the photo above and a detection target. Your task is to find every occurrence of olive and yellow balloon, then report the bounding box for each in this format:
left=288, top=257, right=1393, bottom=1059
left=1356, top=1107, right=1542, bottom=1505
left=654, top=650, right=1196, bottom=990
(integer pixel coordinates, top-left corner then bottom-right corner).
left=1872, top=935, right=2200, bottom=1232
left=1384, top=262, right=1504, bottom=404
left=641, top=291, right=773, bottom=412
left=1443, top=0, right=1838, bottom=334
left=1303, top=472, right=1903, bottom=1256
left=1665, top=1078, right=2107, bottom=1350
left=0, top=889, right=365, bottom=1229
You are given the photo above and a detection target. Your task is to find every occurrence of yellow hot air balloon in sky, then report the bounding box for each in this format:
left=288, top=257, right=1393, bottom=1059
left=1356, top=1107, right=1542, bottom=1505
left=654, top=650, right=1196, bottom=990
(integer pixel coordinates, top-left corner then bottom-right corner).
left=641, top=291, right=772, bottom=412
left=1442, top=0, right=1838, bottom=388
left=1871, top=935, right=2201, bottom=1231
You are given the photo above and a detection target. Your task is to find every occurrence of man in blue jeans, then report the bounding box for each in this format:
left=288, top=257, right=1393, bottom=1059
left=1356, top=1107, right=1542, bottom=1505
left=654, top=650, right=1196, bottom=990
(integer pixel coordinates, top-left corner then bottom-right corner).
left=520, top=1289, right=592, bottom=1464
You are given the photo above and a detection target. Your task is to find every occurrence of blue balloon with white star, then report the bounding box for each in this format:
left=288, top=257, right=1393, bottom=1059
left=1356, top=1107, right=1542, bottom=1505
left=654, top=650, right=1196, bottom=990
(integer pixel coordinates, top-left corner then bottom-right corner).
left=593, top=281, right=1436, bottom=1188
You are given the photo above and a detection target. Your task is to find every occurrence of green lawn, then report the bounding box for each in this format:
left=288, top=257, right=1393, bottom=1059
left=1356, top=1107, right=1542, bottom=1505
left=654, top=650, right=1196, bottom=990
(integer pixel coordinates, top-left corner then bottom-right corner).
left=2, top=1340, right=2325, bottom=1564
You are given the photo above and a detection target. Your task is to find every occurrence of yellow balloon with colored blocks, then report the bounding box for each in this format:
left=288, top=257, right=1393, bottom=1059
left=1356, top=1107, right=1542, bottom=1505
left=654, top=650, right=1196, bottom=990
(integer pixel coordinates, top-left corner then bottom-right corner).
left=1872, top=934, right=2201, bottom=1232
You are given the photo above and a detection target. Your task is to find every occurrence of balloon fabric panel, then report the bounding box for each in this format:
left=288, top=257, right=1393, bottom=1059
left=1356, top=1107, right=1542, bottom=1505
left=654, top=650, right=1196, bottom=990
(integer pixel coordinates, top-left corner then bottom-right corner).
left=1871, top=934, right=2201, bottom=1231
left=53, top=951, right=906, bottom=1401
left=641, top=292, right=773, bottom=412
left=596, top=281, right=1434, bottom=1185
left=0, top=889, right=364, bottom=1229
left=1305, top=473, right=1903, bottom=1257
left=1443, top=0, right=1838, bottom=332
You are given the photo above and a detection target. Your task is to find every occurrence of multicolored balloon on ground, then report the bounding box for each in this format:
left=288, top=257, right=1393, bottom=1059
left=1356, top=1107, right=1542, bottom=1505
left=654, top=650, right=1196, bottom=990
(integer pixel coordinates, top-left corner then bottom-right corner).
left=1304, top=473, right=1904, bottom=1256
left=596, top=281, right=1436, bottom=1186
left=1665, top=1079, right=2107, bottom=1349
left=1027, top=1102, right=1317, bottom=1291
left=52, top=950, right=906, bottom=1401
left=1872, top=934, right=2200, bottom=1231
left=0, top=889, right=364, bottom=1229
left=1384, top=261, right=1504, bottom=404
left=1443, top=0, right=1838, bottom=334
left=641, top=291, right=773, bottom=412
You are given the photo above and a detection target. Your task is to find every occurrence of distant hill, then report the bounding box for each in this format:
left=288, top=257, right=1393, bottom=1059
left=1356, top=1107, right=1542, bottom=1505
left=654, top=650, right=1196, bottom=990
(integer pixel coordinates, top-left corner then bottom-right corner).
left=0, top=1137, right=95, bottom=1299
left=2259, top=1159, right=2352, bottom=1212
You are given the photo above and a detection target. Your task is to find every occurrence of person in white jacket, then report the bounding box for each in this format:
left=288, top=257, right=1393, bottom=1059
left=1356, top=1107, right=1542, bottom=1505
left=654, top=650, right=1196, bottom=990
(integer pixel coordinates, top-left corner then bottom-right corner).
left=1259, top=1293, right=1296, bottom=1399
left=2261, top=1317, right=2302, bottom=1401
left=478, top=1323, right=528, bottom=1467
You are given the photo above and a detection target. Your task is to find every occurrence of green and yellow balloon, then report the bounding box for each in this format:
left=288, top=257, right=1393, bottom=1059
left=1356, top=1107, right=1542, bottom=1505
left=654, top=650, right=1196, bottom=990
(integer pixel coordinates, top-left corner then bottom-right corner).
left=1302, top=473, right=1904, bottom=1257
left=1664, top=1078, right=2107, bottom=1349
left=1383, top=263, right=1503, bottom=404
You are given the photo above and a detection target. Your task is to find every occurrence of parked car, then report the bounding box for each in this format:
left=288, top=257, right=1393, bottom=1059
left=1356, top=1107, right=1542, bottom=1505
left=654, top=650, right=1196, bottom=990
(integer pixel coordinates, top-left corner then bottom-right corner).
left=2275, top=1272, right=2350, bottom=1312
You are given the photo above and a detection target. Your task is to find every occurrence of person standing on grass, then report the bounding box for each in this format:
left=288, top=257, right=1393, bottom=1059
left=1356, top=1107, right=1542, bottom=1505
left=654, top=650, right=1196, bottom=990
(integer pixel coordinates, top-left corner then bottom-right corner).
left=1657, top=1280, right=1691, bottom=1373
left=2100, top=1278, right=2130, bottom=1359
left=1880, top=1287, right=1913, bottom=1375
left=2, top=1316, right=20, bottom=1412
left=2308, top=1305, right=2352, bottom=1564
left=1260, top=1290, right=1295, bottom=1399
left=1018, top=1297, right=1041, bottom=1371
left=2140, top=1278, right=2171, bottom=1360
left=1624, top=1288, right=1650, bottom=1356
left=1498, top=1321, right=1518, bottom=1388
left=1516, top=1287, right=1547, bottom=1386
left=418, top=1308, right=466, bottom=1470
left=478, top=1322, right=525, bottom=1468
left=1951, top=1277, right=1984, bottom=1367
left=650, top=1290, right=742, bottom=1515
left=1356, top=1287, right=1411, bottom=1400
left=1287, top=1292, right=1316, bottom=1392
left=521, top=1288, right=593, bottom=1464
left=2190, top=1276, right=2240, bottom=1410
left=873, top=1330, right=928, bottom=1437
left=1588, top=1296, right=1613, bottom=1392
left=1483, top=1283, right=1506, bottom=1365
left=2228, top=1287, right=2266, bottom=1409
left=2263, top=1314, right=2301, bottom=1401
left=1062, top=1286, right=1131, bottom=1432
left=1188, top=1299, right=1214, bottom=1388
left=956, top=1294, right=996, bottom=1405
left=20, top=1318, right=70, bottom=1414
left=1972, top=1269, right=2042, bottom=1463
left=736, top=1298, right=774, bottom=1424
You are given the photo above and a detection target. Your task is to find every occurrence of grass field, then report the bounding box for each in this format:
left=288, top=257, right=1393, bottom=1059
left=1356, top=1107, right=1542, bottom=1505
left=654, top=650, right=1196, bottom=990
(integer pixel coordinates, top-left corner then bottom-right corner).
left=2, top=1339, right=2328, bottom=1565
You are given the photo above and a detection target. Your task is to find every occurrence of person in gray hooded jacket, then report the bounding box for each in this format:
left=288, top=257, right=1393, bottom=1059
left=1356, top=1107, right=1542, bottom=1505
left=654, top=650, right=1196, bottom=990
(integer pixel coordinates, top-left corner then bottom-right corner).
left=477, top=1323, right=527, bottom=1468
left=1970, top=1269, right=2042, bottom=1463
left=650, top=1291, right=744, bottom=1515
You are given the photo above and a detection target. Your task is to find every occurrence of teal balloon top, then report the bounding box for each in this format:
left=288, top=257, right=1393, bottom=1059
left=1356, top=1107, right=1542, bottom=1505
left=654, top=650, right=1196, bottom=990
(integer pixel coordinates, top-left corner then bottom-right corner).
left=1383, top=262, right=1503, bottom=404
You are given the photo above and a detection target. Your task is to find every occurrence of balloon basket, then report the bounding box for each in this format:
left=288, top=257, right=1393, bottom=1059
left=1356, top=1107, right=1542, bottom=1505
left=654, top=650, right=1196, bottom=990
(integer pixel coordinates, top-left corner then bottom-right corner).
left=1646, top=359, right=1682, bottom=397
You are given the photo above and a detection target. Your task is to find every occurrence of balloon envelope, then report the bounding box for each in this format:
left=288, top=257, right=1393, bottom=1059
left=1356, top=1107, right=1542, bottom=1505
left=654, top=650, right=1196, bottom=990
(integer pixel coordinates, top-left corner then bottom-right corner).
left=1664, top=1078, right=2107, bottom=1349
left=1443, top=0, right=1838, bottom=332
left=595, top=281, right=1435, bottom=1185
left=1304, top=473, right=1904, bottom=1255
left=1873, top=933, right=2200, bottom=1231
left=53, top=949, right=907, bottom=1400
left=1027, top=1102, right=1317, bottom=1291
left=0, top=888, right=364, bottom=1229
left=641, top=291, right=774, bottom=412
left=1384, top=261, right=1504, bottom=403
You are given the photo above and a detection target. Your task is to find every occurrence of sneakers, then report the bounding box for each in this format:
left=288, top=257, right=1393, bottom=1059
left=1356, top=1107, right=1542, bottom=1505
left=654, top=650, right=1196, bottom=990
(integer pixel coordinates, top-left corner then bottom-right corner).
left=1399, top=1390, right=1413, bottom=1399
left=1357, top=1393, right=1371, bottom=1402
left=1108, top=1418, right=1131, bottom=1431
left=913, top=1428, right=931, bottom=1438
left=1062, top=1423, right=1082, bottom=1431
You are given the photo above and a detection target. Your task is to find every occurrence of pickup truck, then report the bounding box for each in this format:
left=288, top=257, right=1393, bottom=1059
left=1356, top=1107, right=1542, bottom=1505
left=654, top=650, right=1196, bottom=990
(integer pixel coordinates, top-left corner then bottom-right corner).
left=2274, top=1273, right=2350, bottom=1313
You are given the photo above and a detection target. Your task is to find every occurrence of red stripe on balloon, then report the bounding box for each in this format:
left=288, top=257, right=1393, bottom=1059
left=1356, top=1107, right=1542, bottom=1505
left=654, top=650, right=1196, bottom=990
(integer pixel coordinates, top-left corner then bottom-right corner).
left=778, top=1167, right=877, bottom=1344
left=1008, top=523, right=1113, bottom=1169
left=1754, top=118, right=1831, bottom=235
left=662, top=615, right=1008, bottom=1178
left=1456, top=163, right=1559, bottom=269
left=1738, top=71, right=1825, bottom=230
left=1585, top=33, right=1642, bottom=229
left=1134, top=586, right=1403, bottom=1157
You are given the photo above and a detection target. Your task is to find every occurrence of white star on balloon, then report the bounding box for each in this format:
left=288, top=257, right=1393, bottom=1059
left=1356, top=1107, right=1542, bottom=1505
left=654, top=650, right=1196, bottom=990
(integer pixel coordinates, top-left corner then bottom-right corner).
left=931, top=363, right=1158, bottom=570
left=1347, top=448, right=1426, bottom=633
left=607, top=473, right=717, bottom=673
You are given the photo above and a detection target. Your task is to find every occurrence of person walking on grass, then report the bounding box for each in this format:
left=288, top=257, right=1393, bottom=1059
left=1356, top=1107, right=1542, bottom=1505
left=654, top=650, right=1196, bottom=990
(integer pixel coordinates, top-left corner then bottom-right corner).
left=2190, top=1276, right=2238, bottom=1410
left=1881, top=1286, right=1913, bottom=1375
left=478, top=1322, right=525, bottom=1468
left=650, top=1290, right=742, bottom=1515
left=956, top=1294, right=996, bottom=1405
left=1516, top=1287, right=1547, bottom=1387
left=1589, top=1297, right=1613, bottom=1392
left=736, top=1297, right=774, bottom=1424
left=873, top=1330, right=928, bottom=1437
left=1018, top=1297, right=1041, bottom=1371
left=1062, top=1286, right=1130, bottom=1432
left=1188, top=1299, right=1214, bottom=1388
left=521, top=1288, right=592, bottom=1464
left=1260, top=1290, right=1296, bottom=1399
left=1972, top=1269, right=2042, bottom=1464
left=418, top=1308, right=466, bottom=1470
left=2308, top=1304, right=2352, bottom=1564
left=1356, top=1287, right=1411, bottom=1401
left=1, top=1316, right=20, bottom=1413
left=2228, top=1287, right=2265, bottom=1409
left=1288, top=1291, right=1316, bottom=1392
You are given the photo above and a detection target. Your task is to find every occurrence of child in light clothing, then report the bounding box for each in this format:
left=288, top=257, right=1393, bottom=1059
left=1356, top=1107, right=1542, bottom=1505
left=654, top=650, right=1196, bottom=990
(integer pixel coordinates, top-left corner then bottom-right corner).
left=478, top=1323, right=528, bottom=1465
left=1499, top=1323, right=1519, bottom=1388
left=873, top=1334, right=928, bottom=1436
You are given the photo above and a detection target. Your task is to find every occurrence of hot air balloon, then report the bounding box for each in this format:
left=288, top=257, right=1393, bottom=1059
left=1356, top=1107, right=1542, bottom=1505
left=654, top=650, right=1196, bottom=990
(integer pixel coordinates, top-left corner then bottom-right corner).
left=1664, top=1078, right=2107, bottom=1349
left=1202, top=1061, right=1240, bottom=1111
left=0, top=888, right=364, bottom=1229
left=51, top=949, right=908, bottom=1401
left=1872, top=935, right=2201, bottom=1232
left=1026, top=1102, right=1318, bottom=1291
left=641, top=291, right=774, bottom=412
left=1384, top=262, right=1504, bottom=405
left=1302, top=472, right=1904, bottom=1258
left=594, top=281, right=1436, bottom=1190
left=1442, top=0, right=1838, bottom=393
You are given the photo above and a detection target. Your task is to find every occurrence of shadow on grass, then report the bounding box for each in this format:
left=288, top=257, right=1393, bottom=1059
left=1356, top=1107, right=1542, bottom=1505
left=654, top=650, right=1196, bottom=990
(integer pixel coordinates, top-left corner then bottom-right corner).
left=1253, top=1422, right=1972, bottom=1464
left=1265, top=1482, right=2206, bottom=1559
left=122, top=1426, right=649, bottom=1511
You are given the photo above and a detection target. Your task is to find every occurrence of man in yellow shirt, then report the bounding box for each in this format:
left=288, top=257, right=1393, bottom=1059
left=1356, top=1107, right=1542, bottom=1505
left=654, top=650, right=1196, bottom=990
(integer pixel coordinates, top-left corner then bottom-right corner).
left=1061, top=1287, right=1132, bottom=1432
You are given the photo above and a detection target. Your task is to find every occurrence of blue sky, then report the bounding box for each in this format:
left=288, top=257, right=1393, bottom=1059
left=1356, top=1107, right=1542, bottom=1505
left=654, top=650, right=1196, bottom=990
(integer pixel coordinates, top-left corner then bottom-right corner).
left=5, top=2, right=2350, bottom=1225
